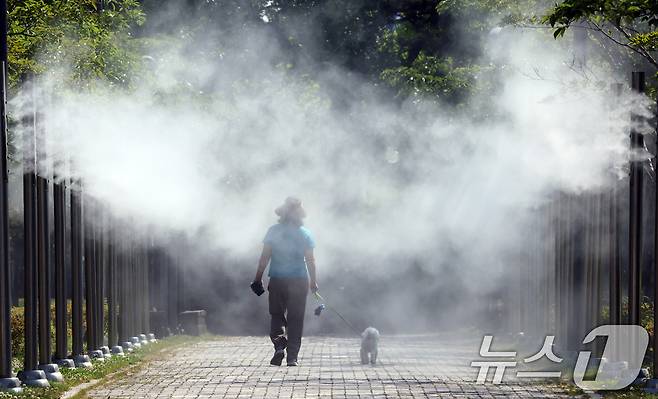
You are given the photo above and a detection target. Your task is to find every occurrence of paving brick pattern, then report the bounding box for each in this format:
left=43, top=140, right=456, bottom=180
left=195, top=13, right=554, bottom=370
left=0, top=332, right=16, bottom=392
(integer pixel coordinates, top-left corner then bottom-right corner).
left=90, top=335, right=577, bottom=398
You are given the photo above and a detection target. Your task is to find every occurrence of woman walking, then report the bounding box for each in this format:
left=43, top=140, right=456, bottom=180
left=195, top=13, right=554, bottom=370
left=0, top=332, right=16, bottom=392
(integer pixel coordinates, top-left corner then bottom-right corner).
left=253, top=197, right=318, bottom=366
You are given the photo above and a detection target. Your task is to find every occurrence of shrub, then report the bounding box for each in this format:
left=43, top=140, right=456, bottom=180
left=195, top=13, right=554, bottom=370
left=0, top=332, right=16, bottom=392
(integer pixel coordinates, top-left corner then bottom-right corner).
left=10, top=300, right=110, bottom=365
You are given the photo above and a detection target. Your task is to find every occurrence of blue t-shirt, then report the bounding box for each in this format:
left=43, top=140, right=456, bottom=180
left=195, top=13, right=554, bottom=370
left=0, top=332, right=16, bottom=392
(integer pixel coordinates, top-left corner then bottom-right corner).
left=264, top=223, right=315, bottom=278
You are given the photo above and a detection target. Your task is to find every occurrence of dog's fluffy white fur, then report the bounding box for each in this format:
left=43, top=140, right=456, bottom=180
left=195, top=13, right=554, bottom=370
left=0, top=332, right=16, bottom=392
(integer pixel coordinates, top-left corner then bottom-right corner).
left=360, top=327, right=379, bottom=365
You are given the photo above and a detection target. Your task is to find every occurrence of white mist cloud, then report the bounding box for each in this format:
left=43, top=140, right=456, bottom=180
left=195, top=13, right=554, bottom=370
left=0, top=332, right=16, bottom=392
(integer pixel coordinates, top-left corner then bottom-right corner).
left=9, top=23, right=652, bottom=332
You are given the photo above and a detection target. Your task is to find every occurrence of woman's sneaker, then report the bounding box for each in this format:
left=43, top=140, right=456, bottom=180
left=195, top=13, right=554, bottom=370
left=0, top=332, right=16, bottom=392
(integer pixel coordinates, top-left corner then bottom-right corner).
left=287, top=360, right=298, bottom=367
left=270, top=350, right=285, bottom=366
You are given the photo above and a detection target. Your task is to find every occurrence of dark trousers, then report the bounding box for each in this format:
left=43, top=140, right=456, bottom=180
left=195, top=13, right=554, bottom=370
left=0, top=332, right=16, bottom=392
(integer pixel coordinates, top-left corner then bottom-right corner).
left=268, top=277, right=308, bottom=361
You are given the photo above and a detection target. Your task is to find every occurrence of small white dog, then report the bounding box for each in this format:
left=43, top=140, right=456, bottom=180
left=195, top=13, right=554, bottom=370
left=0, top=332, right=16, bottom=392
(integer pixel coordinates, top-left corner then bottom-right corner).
left=360, top=327, right=380, bottom=365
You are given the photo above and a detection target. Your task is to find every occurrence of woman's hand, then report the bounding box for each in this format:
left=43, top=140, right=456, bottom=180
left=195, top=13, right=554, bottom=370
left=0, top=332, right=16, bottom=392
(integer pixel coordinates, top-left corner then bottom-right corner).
left=310, top=280, right=318, bottom=293
left=250, top=280, right=265, bottom=296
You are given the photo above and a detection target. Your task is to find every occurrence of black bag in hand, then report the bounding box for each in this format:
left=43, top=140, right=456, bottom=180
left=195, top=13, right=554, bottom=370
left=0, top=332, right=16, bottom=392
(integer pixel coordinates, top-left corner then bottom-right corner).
left=250, top=281, right=265, bottom=296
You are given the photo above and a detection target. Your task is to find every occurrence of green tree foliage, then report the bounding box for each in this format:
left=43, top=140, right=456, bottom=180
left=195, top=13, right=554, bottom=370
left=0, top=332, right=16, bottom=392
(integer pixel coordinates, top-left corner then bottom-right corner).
left=8, top=0, right=145, bottom=88
left=545, top=0, right=658, bottom=69
left=13, top=0, right=633, bottom=104
left=258, top=0, right=494, bottom=102
left=139, top=0, right=514, bottom=104
left=376, top=0, right=539, bottom=103
left=8, top=0, right=654, bottom=103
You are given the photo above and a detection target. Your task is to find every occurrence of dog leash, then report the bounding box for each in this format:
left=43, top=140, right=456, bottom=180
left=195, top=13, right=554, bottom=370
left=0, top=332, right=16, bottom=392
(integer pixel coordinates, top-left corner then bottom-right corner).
left=313, top=291, right=361, bottom=336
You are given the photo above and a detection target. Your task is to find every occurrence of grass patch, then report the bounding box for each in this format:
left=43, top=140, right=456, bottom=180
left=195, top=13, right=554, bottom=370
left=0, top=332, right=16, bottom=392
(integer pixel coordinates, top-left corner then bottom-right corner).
left=551, top=381, right=585, bottom=396
left=599, top=387, right=658, bottom=398
left=0, top=335, right=202, bottom=399
left=547, top=382, right=658, bottom=398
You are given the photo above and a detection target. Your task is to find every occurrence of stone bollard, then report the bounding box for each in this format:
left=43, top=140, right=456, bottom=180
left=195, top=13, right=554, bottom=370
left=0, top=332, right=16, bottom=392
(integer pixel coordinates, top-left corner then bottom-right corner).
left=121, top=341, right=134, bottom=353
left=100, top=346, right=112, bottom=359
left=17, top=370, right=49, bottom=388
left=130, top=336, right=142, bottom=349
left=0, top=376, right=22, bottom=393
left=38, top=363, right=63, bottom=382
left=73, top=354, right=92, bottom=368
left=111, top=345, right=126, bottom=357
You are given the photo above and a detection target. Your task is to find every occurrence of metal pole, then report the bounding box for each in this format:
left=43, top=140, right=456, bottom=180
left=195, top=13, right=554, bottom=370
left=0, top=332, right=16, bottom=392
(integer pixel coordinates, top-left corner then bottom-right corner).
left=0, top=0, right=20, bottom=390
left=583, top=195, right=592, bottom=334
left=568, top=195, right=582, bottom=350
left=138, top=246, right=147, bottom=345
left=128, top=238, right=140, bottom=348
left=176, top=249, right=184, bottom=325
left=91, top=212, right=97, bottom=351
left=139, top=245, right=150, bottom=344
left=629, top=71, right=645, bottom=326
left=168, top=250, right=179, bottom=334
left=610, top=83, right=623, bottom=326
left=84, top=202, right=94, bottom=352
left=554, top=194, right=562, bottom=346
left=591, top=194, right=602, bottom=331
left=96, top=208, right=107, bottom=356
left=610, top=184, right=621, bottom=324
left=36, top=175, right=48, bottom=368
left=94, top=206, right=102, bottom=353
left=71, top=184, right=90, bottom=367
left=548, top=199, right=556, bottom=333
left=108, top=222, right=124, bottom=355
left=96, top=217, right=100, bottom=349
left=144, top=245, right=151, bottom=339
left=84, top=198, right=103, bottom=361
left=22, top=85, right=37, bottom=373
left=92, top=205, right=99, bottom=350
left=557, top=193, right=566, bottom=348
left=562, top=195, right=572, bottom=349
left=18, top=81, right=48, bottom=387
left=137, top=246, right=144, bottom=344
left=146, top=242, right=157, bottom=342
left=654, top=91, right=658, bottom=378
left=107, top=225, right=115, bottom=345
left=101, top=225, right=107, bottom=351
left=118, top=233, right=133, bottom=352
left=53, top=176, right=73, bottom=367
left=54, top=179, right=65, bottom=359
left=35, top=109, right=64, bottom=381
left=117, top=234, right=125, bottom=346
left=35, top=123, right=62, bottom=381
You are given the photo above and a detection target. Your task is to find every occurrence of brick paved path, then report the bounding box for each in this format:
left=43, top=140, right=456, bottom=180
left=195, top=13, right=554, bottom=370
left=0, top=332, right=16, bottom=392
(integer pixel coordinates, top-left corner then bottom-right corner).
left=90, top=335, right=578, bottom=398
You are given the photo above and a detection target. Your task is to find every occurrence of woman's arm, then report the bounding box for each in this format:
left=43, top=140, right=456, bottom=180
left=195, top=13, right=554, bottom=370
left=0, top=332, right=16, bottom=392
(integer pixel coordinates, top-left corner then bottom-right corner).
left=254, top=244, right=272, bottom=282
left=305, top=249, right=318, bottom=293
